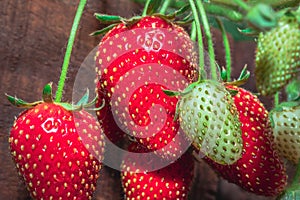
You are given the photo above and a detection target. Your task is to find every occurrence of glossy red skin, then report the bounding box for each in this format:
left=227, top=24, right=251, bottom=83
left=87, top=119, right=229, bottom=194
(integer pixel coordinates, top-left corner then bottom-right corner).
left=95, top=16, right=198, bottom=158
left=204, top=86, right=287, bottom=196
left=121, top=143, right=195, bottom=200
left=9, top=103, right=105, bottom=200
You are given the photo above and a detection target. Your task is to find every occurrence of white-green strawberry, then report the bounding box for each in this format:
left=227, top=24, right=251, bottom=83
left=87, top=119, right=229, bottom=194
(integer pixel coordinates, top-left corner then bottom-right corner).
left=255, top=13, right=300, bottom=96
left=176, top=80, right=243, bottom=165
left=271, top=102, right=300, bottom=164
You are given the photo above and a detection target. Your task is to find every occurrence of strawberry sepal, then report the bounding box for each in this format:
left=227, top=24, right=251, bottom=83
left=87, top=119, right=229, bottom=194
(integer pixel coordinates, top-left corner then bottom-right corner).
left=42, top=82, right=54, bottom=103
left=6, top=83, right=105, bottom=112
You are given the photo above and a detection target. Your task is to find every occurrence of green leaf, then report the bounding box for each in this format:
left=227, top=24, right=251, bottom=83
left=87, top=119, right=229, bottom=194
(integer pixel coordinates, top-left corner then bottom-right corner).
left=94, top=13, right=123, bottom=24
left=42, top=83, right=53, bottom=103
left=286, top=79, right=300, bottom=102
left=89, top=23, right=117, bottom=36
left=246, top=3, right=277, bottom=30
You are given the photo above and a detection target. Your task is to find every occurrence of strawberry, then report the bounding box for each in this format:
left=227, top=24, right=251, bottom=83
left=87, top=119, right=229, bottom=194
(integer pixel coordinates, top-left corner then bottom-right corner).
left=120, top=143, right=195, bottom=200
left=204, top=85, right=287, bottom=196
left=270, top=102, right=300, bottom=164
left=94, top=15, right=198, bottom=159
left=255, top=13, right=300, bottom=96
left=176, top=80, right=243, bottom=165
left=7, top=84, right=105, bottom=200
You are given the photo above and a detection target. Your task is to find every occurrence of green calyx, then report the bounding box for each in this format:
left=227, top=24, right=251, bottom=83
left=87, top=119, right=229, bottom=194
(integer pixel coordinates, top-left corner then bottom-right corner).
left=163, top=80, right=206, bottom=98
left=222, top=65, right=250, bottom=87
left=90, top=2, right=192, bottom=36
left=6, top=83, right=104, bottom=112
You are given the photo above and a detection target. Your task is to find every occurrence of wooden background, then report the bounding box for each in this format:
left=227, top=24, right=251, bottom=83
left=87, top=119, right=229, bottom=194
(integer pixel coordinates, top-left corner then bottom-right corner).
left=0, top=0, right=280, bottom=199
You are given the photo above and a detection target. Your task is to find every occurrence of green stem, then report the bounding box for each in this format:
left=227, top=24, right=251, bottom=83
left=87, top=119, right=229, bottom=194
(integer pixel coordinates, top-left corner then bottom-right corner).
left=142, top=0, right=152, bottom=16
left=189, top=0, right=204, bottom=80
left=216, top=18, right=231, bottom=81
left=191, top=22, right=197, bottom=41
left=204, top=3, right=243, bottom=22
left=159, top=0, right=171, bottom=14
left=232, top=0, right=250, bottom=11
left=274, top=92, right=280, bottom=107
left=55, top=0, right=87, bottom=102
left=196, top=0, right=217, bottom=81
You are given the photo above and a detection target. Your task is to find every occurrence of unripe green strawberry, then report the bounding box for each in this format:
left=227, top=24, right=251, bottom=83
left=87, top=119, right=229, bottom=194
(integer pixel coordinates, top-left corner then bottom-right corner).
left=255, top=14, right=300, bottom=96
left=177, top=80, right=243, bottom=165
left=271, top=102, right=300, bottom=164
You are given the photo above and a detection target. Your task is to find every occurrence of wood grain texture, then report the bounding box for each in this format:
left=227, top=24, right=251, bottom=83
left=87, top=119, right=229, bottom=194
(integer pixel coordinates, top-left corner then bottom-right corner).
left=0, top=0, right=280, bottom=199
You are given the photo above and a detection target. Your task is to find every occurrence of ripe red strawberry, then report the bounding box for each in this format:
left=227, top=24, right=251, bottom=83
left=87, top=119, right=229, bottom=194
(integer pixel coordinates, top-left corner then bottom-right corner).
left=204, top=85, right=287, bottom=196
left=7, top=84, right=105, bottom=200
left=121, top=143, right=195, bottom=200
left=95, top=16, right=198, bottom=159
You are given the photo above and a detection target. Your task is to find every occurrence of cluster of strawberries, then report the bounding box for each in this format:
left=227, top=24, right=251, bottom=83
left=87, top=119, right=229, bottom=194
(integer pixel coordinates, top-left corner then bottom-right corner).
left=6, top=1, right=300, bottom=200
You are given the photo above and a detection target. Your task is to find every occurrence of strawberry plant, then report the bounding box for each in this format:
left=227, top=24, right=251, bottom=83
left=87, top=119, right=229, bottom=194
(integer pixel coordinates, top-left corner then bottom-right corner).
left=5, top=0, right=300, bottom=199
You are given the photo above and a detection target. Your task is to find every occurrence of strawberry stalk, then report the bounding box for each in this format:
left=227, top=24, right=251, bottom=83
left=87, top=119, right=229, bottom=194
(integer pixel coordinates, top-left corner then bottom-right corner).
left=274, top=92, right=280, bottom=107
left=195, top=0, right=217, bottom=81
left=204, top=3, right=243, bottom=22
left=55, top=0, right=87, bottom=102
left=142, top=0, right=152, bottom=16
left=159, top=0, right=171, bottom=14
left=189, top=0, right=205, bottom=78
left=216, top=18, right=232, bottom=81
left=232, top=0, right=250, bottom=11
left=190, top=22, right=197, bottom=41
